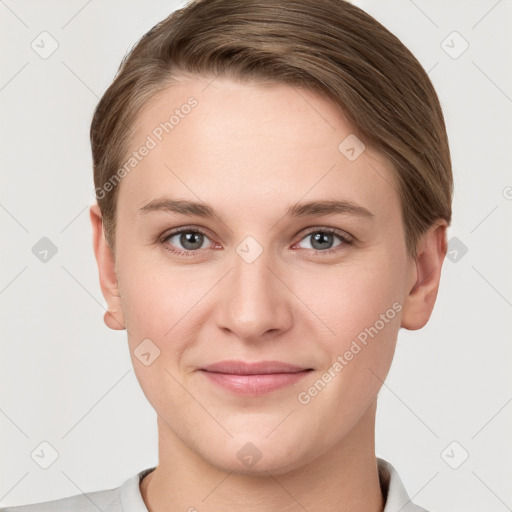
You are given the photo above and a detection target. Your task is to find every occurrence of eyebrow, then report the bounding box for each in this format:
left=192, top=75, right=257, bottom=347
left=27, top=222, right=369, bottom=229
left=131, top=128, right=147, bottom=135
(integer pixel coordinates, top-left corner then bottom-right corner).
left=137, top=198, right=374, bottom=220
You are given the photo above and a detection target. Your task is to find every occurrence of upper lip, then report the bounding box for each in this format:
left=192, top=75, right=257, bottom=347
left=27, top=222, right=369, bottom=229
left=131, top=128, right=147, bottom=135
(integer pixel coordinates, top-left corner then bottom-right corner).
left=200, top=360, right=312, bottom=375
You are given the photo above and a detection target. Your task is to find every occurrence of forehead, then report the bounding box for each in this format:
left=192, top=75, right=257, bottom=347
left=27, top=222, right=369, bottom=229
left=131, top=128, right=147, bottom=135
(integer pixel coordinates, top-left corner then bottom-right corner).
left=116, top=75, right=400, bottom=223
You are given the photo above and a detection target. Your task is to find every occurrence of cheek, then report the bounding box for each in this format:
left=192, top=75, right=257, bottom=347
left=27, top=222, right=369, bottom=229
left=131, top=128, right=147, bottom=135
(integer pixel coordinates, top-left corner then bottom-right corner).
left=292, top=270, right=401, bottom=443
left=117, top=260, right=200, bottom=409
left=293, top=265, right=402, bottom=422
left=116, top=255, right=229, bottom=395
left=292, top=253, right=404, bottom=406
left=117, top=247, right=197, bottom=327
left=295, top=253, right=404, bottom=347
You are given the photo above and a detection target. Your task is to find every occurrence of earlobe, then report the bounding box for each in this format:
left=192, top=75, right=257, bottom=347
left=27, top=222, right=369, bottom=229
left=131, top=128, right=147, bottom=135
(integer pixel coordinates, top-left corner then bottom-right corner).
left=90, top=204, right=126, bottom=331
left=400, top=220, right=448, bottom=330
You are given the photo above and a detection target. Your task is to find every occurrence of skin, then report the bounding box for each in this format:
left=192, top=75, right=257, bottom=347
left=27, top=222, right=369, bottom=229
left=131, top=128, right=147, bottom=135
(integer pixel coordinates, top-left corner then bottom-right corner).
left=90, top=74, right=447, bottom=512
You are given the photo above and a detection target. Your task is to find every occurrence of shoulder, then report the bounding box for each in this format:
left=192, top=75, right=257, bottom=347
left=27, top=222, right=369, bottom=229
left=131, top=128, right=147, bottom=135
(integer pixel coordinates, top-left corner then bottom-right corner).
left=0, top=486, right=121, bottom=512
left=0, top=467, right=157, bottom=512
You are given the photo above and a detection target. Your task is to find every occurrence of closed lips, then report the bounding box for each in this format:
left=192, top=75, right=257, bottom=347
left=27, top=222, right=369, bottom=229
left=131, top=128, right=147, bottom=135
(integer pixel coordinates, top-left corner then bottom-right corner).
left=200, top=361, right=313, bottom=374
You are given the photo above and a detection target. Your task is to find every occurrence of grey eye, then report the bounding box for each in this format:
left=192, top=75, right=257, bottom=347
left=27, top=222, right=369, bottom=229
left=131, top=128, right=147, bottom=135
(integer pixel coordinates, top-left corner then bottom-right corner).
left=165, top=230, right=212, bottom=251
left=298, top=231, right=344, bottom=251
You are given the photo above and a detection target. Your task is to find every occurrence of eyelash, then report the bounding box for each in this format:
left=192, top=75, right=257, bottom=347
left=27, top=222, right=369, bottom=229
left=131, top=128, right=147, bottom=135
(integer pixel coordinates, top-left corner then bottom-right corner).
left=159, top=226, right=354, bottom=257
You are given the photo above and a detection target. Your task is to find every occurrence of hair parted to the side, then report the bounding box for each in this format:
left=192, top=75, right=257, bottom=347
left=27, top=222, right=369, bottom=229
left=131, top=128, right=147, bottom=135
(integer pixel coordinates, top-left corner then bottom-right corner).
left=90, top=0, right=453, bottom=258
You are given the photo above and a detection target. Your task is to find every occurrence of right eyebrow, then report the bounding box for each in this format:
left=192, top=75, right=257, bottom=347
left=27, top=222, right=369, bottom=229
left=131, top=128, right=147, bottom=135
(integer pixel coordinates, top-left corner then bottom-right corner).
left=138, top=198, right=216, bottom=218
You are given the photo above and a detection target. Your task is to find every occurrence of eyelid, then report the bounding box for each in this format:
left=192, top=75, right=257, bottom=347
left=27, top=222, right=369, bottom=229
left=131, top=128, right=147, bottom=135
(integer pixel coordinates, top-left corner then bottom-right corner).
left=161, top=224, right=213, bottom=237
left=296, top=226, right=354, bottom=244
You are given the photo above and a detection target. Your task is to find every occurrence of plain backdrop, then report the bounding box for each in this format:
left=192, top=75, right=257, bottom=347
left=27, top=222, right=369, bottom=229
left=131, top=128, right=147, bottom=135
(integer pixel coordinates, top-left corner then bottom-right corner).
left=1, top=0, right=511, bottom=510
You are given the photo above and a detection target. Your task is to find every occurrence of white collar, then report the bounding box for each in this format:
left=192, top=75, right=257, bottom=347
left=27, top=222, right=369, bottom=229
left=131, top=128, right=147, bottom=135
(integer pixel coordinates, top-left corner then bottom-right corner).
left=378, top=458, right=429, bottom=511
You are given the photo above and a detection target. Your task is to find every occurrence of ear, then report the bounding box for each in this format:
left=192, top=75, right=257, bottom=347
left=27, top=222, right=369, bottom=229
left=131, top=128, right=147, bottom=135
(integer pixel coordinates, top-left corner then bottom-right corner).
left=401, top=219, right=448, bottom=330
left=90, top=204, right=125, bottom=330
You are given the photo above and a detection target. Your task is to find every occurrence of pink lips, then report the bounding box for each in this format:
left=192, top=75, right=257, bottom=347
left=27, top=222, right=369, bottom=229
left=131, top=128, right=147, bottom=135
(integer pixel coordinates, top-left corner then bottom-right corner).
left=199, top=360, right=313, bottom=396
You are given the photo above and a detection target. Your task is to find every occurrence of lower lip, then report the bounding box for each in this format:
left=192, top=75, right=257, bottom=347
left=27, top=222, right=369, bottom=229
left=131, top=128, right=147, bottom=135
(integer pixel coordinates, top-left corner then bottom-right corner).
left=200, top=370, right=312, bottom=396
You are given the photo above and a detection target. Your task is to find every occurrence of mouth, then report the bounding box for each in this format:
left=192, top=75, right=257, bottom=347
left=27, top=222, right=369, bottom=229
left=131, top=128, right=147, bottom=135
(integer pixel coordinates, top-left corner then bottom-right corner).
left=199, top=360, right=314, bottom=396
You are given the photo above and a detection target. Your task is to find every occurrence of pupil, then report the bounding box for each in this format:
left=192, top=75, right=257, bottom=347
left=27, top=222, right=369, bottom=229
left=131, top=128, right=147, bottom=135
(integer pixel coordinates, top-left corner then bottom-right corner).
left=311, top=232, right=333, bottom=250
left=181, top=232, right=203, bottom=250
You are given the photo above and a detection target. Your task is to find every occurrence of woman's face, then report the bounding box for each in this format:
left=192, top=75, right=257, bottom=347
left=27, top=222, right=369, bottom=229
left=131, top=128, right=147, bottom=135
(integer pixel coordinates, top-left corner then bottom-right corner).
left=105, top=75, right=418, bottom=474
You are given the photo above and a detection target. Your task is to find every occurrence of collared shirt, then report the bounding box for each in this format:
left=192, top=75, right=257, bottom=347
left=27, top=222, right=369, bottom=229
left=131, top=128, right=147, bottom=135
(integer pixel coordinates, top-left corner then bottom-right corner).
left=0, top=458, right=430, bottom=511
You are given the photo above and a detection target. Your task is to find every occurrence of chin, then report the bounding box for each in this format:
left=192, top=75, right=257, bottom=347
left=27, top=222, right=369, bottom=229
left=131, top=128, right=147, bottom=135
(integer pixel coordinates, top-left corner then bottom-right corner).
left=201, top=435, right=312, bottom=477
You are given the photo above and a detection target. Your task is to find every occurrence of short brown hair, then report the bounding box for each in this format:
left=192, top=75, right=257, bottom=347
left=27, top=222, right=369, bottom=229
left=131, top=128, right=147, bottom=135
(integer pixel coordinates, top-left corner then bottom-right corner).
left=90, top=0, right=453, bottom=257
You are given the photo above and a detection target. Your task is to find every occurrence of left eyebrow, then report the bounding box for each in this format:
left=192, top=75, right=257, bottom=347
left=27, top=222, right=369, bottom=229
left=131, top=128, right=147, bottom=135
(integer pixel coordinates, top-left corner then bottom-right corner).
left=137, top=198, right=374, bottom=220
left=285, top=199, right=374, bottom=219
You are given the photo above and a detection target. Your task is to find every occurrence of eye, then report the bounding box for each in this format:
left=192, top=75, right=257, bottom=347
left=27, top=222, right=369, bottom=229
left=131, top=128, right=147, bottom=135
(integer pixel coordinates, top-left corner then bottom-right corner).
left=295, top=228, right=353, bottom=253
left=159, top=226, right=353, bottom=257
left=161, top=228, right=216, bottom=255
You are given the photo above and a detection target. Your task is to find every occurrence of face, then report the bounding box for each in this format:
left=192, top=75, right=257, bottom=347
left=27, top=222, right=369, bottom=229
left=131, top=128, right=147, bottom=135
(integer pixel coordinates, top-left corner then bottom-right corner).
left=95, top=74, right=424, bottom=475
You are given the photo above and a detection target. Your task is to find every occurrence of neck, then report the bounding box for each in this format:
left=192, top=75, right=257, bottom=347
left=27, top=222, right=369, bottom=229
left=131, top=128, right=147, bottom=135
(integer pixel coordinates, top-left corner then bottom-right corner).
left=141, top=400, right=384, bottom=512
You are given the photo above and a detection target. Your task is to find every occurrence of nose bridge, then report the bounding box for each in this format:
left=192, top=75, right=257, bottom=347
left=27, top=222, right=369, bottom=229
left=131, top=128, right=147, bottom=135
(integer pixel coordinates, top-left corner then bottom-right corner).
left=215, top=239, right=292, bottom=340
left=233, top=246, right=275, bottom=296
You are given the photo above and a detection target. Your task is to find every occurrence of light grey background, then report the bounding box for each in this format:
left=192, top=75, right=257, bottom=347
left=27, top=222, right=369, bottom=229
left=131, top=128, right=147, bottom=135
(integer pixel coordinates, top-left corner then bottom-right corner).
left=1, top=0, right=511, bottom=510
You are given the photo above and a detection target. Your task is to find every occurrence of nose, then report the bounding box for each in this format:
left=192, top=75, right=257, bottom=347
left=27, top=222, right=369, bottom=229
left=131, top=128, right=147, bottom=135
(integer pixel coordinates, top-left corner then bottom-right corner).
left=213, top=245, right=293, bottom=343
